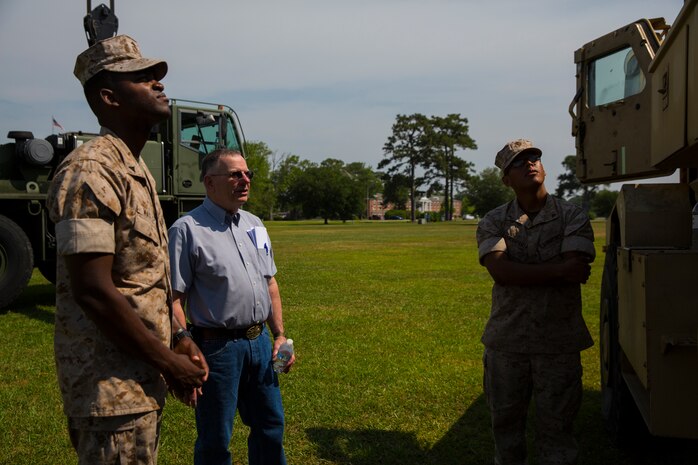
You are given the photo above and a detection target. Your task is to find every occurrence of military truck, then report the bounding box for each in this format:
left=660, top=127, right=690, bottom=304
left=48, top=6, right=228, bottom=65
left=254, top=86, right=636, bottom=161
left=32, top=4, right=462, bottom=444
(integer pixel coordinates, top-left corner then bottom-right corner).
left=0, top=2, right=246, bottom=308
left=570, top=0, right=698, bottom=441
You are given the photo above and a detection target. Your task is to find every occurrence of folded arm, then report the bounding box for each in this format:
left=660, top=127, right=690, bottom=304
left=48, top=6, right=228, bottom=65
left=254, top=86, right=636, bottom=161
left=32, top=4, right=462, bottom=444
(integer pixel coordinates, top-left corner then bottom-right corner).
left=483, top=251, right=592, bottom=286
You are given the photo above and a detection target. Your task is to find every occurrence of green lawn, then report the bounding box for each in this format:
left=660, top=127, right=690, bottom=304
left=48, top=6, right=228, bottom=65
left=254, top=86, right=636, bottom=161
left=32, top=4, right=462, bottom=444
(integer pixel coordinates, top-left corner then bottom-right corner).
left=0, top=220, right=695, bottom=464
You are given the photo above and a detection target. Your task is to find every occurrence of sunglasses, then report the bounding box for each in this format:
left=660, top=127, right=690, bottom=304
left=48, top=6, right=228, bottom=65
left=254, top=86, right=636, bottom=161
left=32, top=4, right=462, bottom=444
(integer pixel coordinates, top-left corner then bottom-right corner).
left=208, top=170, right=254, bottom=180
left=509, top=153, right=541, bottom=169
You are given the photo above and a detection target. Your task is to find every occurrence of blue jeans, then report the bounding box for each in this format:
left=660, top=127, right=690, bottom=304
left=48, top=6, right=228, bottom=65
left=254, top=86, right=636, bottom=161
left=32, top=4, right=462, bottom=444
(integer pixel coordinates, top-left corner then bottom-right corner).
left=193, top=326, right=286, bottom=465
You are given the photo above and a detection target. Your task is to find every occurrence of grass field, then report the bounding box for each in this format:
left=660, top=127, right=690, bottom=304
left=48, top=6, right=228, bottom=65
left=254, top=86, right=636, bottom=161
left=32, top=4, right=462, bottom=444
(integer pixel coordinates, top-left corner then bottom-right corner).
left=1, top=220, right=696, bottom=464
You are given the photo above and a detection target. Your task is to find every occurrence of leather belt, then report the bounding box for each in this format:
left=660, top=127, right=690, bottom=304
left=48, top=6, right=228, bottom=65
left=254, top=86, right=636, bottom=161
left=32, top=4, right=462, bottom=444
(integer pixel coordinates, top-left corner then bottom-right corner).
left=193, top=323, right=264, bottom=341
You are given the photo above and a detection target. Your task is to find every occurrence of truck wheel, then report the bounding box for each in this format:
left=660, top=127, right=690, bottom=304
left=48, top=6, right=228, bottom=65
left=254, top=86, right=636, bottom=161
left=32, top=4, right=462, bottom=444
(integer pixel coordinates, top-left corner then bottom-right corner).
left=599, top=243, right=644, bottom=444
left=0, top=215, right=34, bottom=309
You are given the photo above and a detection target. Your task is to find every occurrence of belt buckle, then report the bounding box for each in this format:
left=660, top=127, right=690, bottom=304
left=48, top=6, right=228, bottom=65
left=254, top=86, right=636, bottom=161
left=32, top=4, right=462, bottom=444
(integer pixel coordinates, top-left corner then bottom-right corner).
left=246, top=324, right=262, bottom=340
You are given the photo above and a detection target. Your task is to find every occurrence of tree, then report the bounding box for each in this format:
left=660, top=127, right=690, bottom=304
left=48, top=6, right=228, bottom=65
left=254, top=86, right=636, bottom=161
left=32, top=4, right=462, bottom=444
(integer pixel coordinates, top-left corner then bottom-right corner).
left=380, top=113, right=430, bottom=222
left=591, top=189, right=619, bottom=218
left=274, top=155, right=312, bottom=219
left=265, top=149, right=294, bottom=220
left=288, top=159, right=364, bottom=224
left=464, top=167, right=515, bottom=218
left=555, top=155, right=598, bottom=211
left=381, top=172, right=411, bottom=211
left=242, top=140, right=273, bottom=219
left=343, top=162, right=382, bottom=219
left=423, top=114, right=476, bottom=220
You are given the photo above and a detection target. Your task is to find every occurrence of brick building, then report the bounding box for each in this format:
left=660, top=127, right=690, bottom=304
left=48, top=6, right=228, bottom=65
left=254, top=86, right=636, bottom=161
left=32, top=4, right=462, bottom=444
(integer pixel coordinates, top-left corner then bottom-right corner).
left=367, top=193, right=461, bottom=219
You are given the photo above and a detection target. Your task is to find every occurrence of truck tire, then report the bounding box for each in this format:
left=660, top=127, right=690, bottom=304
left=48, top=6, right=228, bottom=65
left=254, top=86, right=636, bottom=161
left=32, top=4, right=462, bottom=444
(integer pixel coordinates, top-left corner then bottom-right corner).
left=0, top=215, right=34, bottom=309
left=599, top=243, right=645, bottom=444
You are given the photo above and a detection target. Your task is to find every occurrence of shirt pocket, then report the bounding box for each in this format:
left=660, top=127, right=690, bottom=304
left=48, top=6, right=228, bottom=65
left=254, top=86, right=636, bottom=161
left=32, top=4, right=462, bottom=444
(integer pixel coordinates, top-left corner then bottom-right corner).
left=502, top=223, right=526, bottom=259
left=538, top=230, right=563, bottom=262
left=504, top=235, right=527, bottom=261
left=133, top=212, right=161, bottom=245
left=255, top=248, right=274, bottom=277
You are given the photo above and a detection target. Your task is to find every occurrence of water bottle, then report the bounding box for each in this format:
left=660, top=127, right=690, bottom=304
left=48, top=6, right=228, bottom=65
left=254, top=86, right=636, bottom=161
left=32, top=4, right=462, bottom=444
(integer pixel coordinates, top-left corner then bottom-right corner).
left=692, top=203, right=698, bottom=250
left=273, top=339, right=294, bottom=373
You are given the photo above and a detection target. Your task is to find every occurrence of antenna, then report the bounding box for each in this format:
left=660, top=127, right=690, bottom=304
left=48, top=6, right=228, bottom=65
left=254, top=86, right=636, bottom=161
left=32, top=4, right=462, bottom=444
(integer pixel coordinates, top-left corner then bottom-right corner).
left=84, top=1, right=118, bottom=46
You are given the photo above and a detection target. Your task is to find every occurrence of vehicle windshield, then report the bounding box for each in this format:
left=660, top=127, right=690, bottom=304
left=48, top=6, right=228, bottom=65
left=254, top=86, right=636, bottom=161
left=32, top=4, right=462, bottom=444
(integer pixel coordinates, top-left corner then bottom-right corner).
left=179, top=110, right=241, bottom=155
left=588, top=46, right=646, bottom=107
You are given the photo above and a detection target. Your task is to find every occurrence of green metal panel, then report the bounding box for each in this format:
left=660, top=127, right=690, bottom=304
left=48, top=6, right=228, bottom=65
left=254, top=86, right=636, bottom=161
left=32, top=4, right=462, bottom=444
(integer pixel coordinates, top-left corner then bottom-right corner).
left=141, top=140, right=165, bottom=193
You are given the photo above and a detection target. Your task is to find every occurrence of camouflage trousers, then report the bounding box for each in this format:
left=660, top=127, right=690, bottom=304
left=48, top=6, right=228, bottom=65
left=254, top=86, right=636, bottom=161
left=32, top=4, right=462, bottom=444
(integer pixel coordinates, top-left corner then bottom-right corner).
left=483, top=349, right=583, bottom=465
left=68, top=410, right=162, bottom=465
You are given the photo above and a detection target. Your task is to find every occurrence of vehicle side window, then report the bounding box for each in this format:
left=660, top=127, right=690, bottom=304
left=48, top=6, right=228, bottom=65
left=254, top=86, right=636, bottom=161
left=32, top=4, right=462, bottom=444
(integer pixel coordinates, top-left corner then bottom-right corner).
left=224, top=115, right=241, bottom=151
left=588, top=47, right=646, bottom=107
left=179, top=111, right=218, bottom=156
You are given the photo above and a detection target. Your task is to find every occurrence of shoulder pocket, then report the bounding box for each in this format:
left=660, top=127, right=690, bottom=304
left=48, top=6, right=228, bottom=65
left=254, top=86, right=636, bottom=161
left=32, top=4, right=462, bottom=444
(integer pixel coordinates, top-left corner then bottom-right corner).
left=85, top=176, right=121, bottom=218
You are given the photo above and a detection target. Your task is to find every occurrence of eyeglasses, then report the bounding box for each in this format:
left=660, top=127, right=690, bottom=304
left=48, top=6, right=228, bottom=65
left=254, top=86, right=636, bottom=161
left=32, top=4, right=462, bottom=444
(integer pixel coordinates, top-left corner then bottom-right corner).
left=208, top=170, right=254, bottom=180
left=509, top=153, right=541, bottom=169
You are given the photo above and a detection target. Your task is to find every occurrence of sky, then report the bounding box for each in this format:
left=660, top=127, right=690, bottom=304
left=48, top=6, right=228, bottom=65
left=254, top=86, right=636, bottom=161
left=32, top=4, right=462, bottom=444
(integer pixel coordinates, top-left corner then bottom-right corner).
left=0, top=0, right=686, bottom=191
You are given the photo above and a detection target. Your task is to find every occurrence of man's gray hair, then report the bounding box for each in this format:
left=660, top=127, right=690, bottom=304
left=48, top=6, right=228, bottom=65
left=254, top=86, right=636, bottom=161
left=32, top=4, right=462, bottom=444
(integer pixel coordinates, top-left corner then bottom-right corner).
left=200, top=149, right=244, bottom=180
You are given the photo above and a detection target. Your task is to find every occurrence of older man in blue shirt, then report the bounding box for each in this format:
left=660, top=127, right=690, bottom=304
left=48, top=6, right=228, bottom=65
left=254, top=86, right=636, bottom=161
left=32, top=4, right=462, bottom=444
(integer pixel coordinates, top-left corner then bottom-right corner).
left=168, top=148, right=294, bottom=465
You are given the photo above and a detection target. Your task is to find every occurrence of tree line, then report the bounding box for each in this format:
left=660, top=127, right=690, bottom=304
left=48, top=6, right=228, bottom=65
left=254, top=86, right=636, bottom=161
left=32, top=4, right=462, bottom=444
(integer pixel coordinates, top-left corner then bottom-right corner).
left=243, top=141, right=381, bottom=224
left=241, top=114, right=618, bottom=222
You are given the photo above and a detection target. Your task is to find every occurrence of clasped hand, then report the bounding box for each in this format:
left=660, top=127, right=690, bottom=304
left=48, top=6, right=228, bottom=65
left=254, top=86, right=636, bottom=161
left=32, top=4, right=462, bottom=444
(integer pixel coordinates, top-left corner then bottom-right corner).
left=167, top=338, right=209, bottom=407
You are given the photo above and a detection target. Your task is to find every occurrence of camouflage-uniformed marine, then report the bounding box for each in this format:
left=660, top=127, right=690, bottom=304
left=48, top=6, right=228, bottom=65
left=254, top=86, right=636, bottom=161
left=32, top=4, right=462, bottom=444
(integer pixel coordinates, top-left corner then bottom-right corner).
left=477, top=196, right=595, bottom=353
left=45, top=34, right=179, bottom=465
left=476, top=139, right=595, bottom=465
left=48, top=130, right=172, bottom=417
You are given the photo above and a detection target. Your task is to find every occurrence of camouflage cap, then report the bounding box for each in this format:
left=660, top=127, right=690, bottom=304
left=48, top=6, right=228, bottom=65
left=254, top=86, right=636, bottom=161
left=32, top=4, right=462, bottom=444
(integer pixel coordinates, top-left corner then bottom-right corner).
left=495, top=139, right=542, bottom=171
left=74, top=35, right=167, bottom=86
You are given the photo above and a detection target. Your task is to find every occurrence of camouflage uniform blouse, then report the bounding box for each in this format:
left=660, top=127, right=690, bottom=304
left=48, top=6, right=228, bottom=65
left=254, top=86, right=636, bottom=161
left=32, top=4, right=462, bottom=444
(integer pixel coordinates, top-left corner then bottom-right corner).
left=47, top=129, right=171, bottom=418
left=476, top=195, right=595, bottom=353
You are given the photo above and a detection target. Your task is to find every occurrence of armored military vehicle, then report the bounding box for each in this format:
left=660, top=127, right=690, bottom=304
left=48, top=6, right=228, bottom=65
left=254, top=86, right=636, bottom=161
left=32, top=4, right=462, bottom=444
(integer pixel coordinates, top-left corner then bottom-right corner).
left=570, top=0, right=698, bottom=440
left=0, top=2, right=246, bottom=308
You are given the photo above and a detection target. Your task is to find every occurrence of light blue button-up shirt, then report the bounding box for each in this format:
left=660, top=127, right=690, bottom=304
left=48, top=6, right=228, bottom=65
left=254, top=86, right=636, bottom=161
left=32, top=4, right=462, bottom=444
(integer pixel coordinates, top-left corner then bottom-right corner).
left=168, top=197, right=277, bottom=328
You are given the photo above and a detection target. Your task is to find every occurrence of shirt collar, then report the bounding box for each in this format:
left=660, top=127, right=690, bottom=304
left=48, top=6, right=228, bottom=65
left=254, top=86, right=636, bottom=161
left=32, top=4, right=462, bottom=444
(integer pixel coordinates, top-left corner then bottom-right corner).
left=509, top=195, right=558, bottom=226
left=203, top=197, right=240, bottom=226
left=98, top=126, right=144, bottom=178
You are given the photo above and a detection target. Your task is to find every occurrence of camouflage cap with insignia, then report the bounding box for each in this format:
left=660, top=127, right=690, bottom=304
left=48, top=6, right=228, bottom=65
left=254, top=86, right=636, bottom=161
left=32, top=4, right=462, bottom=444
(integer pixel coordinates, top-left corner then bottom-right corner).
left=495, top=139, right=542, bottom=172
left=74, top=35, right=168, bottom=86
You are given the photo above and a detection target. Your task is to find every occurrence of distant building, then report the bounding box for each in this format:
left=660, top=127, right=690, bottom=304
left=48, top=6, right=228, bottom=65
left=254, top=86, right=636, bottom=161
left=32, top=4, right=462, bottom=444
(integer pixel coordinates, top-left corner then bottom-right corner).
left=368, top=193, right=390, bottom=219
left=413, top=195, right=461, bottom=219
left=367, top=193, right=461, bottom=219
left=418, top=196, right=432, bottom=212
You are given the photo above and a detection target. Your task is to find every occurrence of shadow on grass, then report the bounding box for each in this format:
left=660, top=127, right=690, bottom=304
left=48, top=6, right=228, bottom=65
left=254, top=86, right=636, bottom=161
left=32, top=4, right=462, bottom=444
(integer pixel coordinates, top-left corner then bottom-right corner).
left=429, top=394, right=493, bottom=464
left=307, top=391, right=698, bottom=465
left=0, top=278, right=55, bottom=325
left=306, top=395, right=493, bottom=465
left=305, top=428, right=430, bottom=465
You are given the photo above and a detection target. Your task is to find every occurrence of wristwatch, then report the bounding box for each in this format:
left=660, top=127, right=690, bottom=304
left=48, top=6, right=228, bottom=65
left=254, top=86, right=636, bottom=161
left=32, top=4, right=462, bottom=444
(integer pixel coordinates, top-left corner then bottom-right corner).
left=172, top=328, right=193, bottom=347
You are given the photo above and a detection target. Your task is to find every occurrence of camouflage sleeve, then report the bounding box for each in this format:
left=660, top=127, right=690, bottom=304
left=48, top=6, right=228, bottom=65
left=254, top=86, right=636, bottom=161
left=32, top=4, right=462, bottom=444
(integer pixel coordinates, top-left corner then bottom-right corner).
left=476, top=211, right=507, bottom=265
left=560, top=205, right=596, bottom=262
left=49, top=159, right=122, bottom=256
